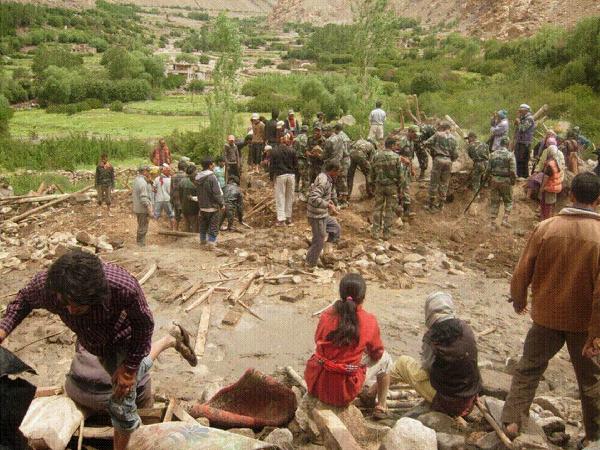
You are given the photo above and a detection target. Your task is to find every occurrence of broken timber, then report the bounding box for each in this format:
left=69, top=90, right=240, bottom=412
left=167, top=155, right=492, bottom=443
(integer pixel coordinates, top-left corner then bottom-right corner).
left=158, top=230, right=198, bottom=238
left=185, top=285, right=219, bottom=313
left=194, top=302, right=211, bottom=357
left=285, top=366, right=307, bottom=392
left=10, top=184, right=94, bottom=223
left=137, top=263, right=157, bottom=286
left=312, top=409, right=362, bottom=450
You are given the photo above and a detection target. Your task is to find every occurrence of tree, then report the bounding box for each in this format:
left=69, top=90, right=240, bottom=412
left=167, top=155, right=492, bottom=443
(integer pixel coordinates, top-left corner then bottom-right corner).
left=351, top=0, right=399, bottom=98
left=0, top=95, right=13, bottom=136
left=32, top=45, right=83, bottom=76
left=101, top=47, right=143, bottom=80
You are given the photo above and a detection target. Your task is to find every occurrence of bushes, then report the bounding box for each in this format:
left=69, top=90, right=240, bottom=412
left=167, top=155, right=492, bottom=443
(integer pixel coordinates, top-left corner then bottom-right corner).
left=199, top=55, right=210, bottom=64
left=410, top=71, right=444, bottom=95
left=187, top=80, right=205, bottom=93
left=46, top=98, right=102, bottom=114
left=255, top=58, right=273, bottom=68
left=163, top=74, right=186, bottom=90
left=32, top=45, right=83, bottom=75
left=109, top=100, right=123, bottom=112
left=0, top=95, right=13, bottom=136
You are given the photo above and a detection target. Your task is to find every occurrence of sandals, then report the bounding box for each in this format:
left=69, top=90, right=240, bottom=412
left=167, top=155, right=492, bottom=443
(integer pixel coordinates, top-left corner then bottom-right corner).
left=169, top=321, right=198, bottom=367
left=372, top=406, right=390, bottom=420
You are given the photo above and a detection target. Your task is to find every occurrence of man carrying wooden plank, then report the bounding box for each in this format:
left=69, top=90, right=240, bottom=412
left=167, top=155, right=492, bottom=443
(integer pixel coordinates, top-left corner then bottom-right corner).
left=0, top=250, right=164, bottom=450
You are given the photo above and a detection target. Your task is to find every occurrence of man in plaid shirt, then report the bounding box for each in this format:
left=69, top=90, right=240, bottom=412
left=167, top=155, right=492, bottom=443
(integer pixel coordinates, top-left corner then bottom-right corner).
left=0, top=251, right=155, bottom=450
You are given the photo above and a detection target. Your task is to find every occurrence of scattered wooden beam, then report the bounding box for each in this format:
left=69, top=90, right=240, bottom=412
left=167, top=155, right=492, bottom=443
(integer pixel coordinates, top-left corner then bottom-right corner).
left=181, top=281, right=205, bottom=302
left=312, top=409, right=362, bottom=450
left=10, top=184, right=94, bottom=223
left=185, top=286, right=218, bottom=313
left=532, top=104, right=548, bottom=121
left=227, top=270, right=259, bottom=305
left=285, top=365, right=307, bottom=392
left=477, top=326, right=497, bottom=338
left=163, top=398, right=178, bottom=422
left=237, top=299, right=263, bottom=321
left=137, top=263, right=157, bottom=286
left=165, top=281, right=193, bottom=303
left=35, top=385, right=63, bottom=398
left=475, top=399, right=514, bottom=449
left=0, top=193, right=70, bottom=205
left=158, top=230, right=198, bottom=238
left=194, top=302, right=211, bottom=357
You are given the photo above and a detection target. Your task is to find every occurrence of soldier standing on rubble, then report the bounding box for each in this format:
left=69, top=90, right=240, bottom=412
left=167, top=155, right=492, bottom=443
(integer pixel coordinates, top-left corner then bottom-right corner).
left=370, top=137, right=405, bottom=240
left=348, top=138, right=376, bottom=199
left=0, top=250, right=159, bottom=450
left=425, top=121, right=458, bottom=213
left=416, top=124, right=436, bottom=180
left=488, top=136, right=517, bottom=229
left=307, top=126, right=325, bottom=183
left=466, top=132, right=490, bottom=193
left=397, top=126, right=419, bottom=217
left=294, top=125, right=310, bottom=199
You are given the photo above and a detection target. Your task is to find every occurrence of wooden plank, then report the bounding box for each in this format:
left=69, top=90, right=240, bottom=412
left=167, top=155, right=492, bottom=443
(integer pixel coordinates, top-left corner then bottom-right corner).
left=194, top=302, right=211, bottom=357
left=285, top=366, right=307, bottom=392
left=312, top=409, right=362, bottom=450
left=227, top=270, right=259, bottom=304
left=73, top=426, right=113, bottom=439
left=181, top=281, right=204, bottom=302
left=163, top=398, right=177, bottom=422
left=34, top=385, right=64, bottom=398
left=165, top=281, right=193, bottom=303
left=185, top=286, right=216, bottom=313
left=138, top=263, right=158, bottom=286
left=10, top=184, right=94, bottom=223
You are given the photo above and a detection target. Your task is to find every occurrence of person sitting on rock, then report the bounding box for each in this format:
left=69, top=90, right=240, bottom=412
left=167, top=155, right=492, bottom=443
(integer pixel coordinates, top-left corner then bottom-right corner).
left=389, top=292, right=482, bottom=418
left=65, top=322, right=197, bottom=415
left=304, top=273, right=392, bottom=419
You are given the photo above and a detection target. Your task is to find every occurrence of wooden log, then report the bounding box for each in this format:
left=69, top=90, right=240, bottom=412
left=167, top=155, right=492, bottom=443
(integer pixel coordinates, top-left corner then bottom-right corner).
left=312, top=409, right=362, bottom=450
left=158, top=230, right=198, bottom=238
left=165, top=281, right=193, bottom=303
left=181, top=281, right=205, bottom=302
left=172, top=404, right=197, bottom=424
left=0, top=193, right=70, bottom=205
left=73, top=426, right=113, bottom=439
left=53, top=184, right=65, bottom=194
left=285, top=365, right=307, bottom=392
left=413, top=94, right=423, bottom=122
left=244, top=201, right=273, bottom=220
left=405, top=101, right=420, bottom=124
left=138, top=263, right=157, bottom=286
left=227, top=270, right=259, bottom=304
left=185, top=286, right=217, bottom=313
left=10, top=184, right=94, bottom=223
left=475, top=399, right=514, bottom=449
left=163, top=398, right=178, bottom=422
left=36, top=181, right=47, bottom=195
left=399, top=108, right=405, bottom=130
left=444, top=114, right=466, bottom=138
left=194, top=302, right=211, bottom=357
left=532, top=104, right=548, bottom=121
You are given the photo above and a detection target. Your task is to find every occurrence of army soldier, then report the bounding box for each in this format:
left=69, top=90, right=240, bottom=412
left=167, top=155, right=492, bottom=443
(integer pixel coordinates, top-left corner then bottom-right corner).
left=397, top=126, right=419, bottom=216
left=334, top=123, right=351, bottom=207
left=307, top=126, right=325, bottom=183
left=425, top=121, right=458, bottom=213
left=348, top=138, right=376, bottom=198
left=322, top=124, right=348, bottom=207
left=294, top=125, right=310, bottom=198
left=370, top=137, right=405, bottom=240
left=466, top=132, right=490, bottom=193
left=313, top=112, right=325, bottom=131
left=488, top=136, right=517, bottom=229
left=416, top=124, right=436, bottom=179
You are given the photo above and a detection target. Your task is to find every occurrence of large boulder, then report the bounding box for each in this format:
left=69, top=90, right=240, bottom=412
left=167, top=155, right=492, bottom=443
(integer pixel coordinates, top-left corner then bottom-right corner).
left=437, top=432, right=466, bottom=450
left=417, top=411, right=459, bottom=434
left=480, top=369, right=513, bottom=399
left=379, top=417, right=437, bottom=450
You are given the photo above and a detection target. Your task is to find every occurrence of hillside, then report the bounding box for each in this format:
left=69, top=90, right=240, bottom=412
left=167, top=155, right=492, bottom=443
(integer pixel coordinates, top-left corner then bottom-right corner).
left=269, top=0, right=600, bottom=38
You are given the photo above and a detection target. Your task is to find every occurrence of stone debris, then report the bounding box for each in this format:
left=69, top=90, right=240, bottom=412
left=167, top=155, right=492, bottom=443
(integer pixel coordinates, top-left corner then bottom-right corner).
left=380, top=417, right=437, bottom=450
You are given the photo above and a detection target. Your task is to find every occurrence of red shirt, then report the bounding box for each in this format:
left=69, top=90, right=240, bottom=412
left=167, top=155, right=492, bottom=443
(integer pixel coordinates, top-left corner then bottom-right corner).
left=304, top=305, right=385, bottom=406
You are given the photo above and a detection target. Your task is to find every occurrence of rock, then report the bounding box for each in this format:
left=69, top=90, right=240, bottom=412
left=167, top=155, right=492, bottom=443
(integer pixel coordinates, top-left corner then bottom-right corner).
left=75, top=231, right=96, bottom=246
left=481, top=369, right=513, bottom=399
left=403, top=253, right=426, bottom=264
left=483, top=396, right=505, bottom=425
left=264, top=428, right=293, bottom=450
left=402, top=401, right=432, bottom=419
left=281, top=291, right=305, bottom=303
left=236, top=250, right=249, bottom=259
left=0, top=206, right=12, bottom=214
left=353, top=258, right=372, bottom=269
left=475, top=431, right=502, bottom=450
left=228, top=428, right=255, bottom=439
left=535, top=416, right=565, bottom=434
left=312, top=409, right=361, bottom=450
left=437, top=432, right=466, bottom=450
left=200, top=382, right=222, bottom=403
left=403, top=262, right=425, bottom=277
left=291, top=275, right=302, bottom=284
left=15, top=250, right=31, bottom=261
left=95, top=239, right=113, bottom=253
left=351, top=244, right=366, bottom=258
left=533, top=396, right=578, bottom=421
left=109, top=237, right=124, bottom=249
left=375, top=254, right=391, bottom=265
left=53, top=243, right=71, bottom=258
left=512, top=433, right=549, bottom=449
left=417, top=412, right=459, bottom=434
left=379, top=417, right=437, bottom=450
left=73, top=193, right=91, bottom=203
left=547, top=431, right=569, bottom=446
left=441, top=259, right=452, bottom=269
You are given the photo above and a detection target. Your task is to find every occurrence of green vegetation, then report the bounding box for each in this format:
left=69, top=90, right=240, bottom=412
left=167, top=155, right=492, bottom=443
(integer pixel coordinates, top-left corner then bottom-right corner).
left=7, top=173, right=90, bottom=195
left=125, top=95, right=206, bottom=116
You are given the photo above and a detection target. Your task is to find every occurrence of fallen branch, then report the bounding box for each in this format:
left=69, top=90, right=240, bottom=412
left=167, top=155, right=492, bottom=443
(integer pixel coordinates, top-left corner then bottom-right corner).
left=285, top=365, right=307, bottom=392
left=10, top=184, right=94, bottom=223
left=244, top=200, right=274, bottom=221
left=475, top=399, right=514, bottom=449
left=227, top=270, right=259, bottom=304
left=0, top=193, right=70, bottom=205
left=137, top=263, right=157, bottom=286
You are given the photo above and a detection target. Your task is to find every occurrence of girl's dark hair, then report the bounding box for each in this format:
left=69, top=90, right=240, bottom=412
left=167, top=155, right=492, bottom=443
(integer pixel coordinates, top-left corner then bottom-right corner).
left=326, top=273, right=366, bottom=347
left=46, top=250, right=109, bottom=306
left=429, top=318, right=463, bottom=346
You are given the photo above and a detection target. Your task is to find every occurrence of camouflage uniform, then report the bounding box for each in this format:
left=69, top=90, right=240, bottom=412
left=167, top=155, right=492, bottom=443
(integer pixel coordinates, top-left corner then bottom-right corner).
left=171, top=169, right=187, bottom=224
left=369, top=149, right=404, bottom=239
left=397, top=135, right=418, bottom=214
left=220, top=182, right=244, bottom=230
left=323, top=133, right=348, bottom=202
left=294, top=132, right=310, bottom=195
left=425, top=131, right=458, bottom=211
left=488, top=144, right=516, bottom=226
left=467, top=140, right=490, bottom=192
left=307, top=135, right=325, bottom=183
left=348, top=139, right=375, bottom=197
left=416, top=124, right=436, bottom=178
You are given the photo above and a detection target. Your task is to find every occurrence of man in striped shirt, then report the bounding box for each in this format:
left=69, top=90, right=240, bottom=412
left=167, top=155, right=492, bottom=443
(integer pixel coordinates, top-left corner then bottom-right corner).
left=0, top=250, right=155, bottom=450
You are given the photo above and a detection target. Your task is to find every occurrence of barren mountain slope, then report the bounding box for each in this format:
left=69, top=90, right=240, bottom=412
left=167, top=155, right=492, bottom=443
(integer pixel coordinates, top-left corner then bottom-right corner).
left=270, top=0, right=600, bottom=38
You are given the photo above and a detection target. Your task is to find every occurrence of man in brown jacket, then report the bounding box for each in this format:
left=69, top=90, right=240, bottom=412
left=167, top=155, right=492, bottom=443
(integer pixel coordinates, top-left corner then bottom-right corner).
left=502, top=172, right=600, bottom=446
left=250, top=113, right=265, bottom=168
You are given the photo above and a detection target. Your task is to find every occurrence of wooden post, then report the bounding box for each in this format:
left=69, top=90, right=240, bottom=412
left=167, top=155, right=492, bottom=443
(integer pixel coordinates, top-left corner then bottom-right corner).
left=163, top=398, right=178, bottom=422
left=10, top=184, right=94, bottom=223
left=194, top=302, right=211, bottom=357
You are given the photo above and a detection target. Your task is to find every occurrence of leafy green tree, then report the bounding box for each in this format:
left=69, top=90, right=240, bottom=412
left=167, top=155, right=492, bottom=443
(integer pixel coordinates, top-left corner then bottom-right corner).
left=0, top=95, right=13, bottom=136
left=101, top=47, right=143, bottom=80
left=32, top=46, right=83, bottom=76
left=141, top=56, right=165, bottom=87
left=410, top=71, right=443, bottom=95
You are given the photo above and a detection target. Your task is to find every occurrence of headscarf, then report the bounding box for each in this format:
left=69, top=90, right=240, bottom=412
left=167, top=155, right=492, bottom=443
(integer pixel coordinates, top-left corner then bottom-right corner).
left=546, top=144, right=566, bottom=177
left=497, top=110, right=508, bottom=120
left=424, top=292, right=455, bottom=329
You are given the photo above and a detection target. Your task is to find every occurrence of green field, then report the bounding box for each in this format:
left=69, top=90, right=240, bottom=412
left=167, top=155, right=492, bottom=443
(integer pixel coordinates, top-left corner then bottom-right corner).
left=125, top=95, right=207, bottom=115
left=10, top=108, right=206, bottom=138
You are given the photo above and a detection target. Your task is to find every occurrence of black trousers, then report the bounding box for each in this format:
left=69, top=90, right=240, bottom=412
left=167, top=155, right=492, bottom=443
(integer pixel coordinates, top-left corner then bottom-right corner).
left=514, top=142, right=531, bottom=178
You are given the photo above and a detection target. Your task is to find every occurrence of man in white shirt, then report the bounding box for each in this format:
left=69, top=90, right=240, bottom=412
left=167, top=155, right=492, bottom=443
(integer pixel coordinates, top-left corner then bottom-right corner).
left=368, top=101, right=387, bottom=147
left=153, top=164, right=176, bottom=230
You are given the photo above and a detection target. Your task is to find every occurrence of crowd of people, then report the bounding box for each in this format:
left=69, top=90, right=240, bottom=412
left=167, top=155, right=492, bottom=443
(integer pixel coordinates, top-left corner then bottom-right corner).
left=2, top=101, right=592, bottom=449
